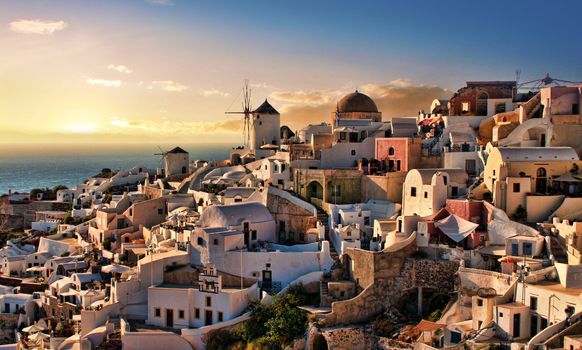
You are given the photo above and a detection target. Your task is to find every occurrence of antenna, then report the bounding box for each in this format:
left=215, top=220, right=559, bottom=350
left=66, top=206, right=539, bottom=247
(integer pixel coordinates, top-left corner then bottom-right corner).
left=515, top=69, right=521, bottom=84
left=225, top=80, right=253, bottom=148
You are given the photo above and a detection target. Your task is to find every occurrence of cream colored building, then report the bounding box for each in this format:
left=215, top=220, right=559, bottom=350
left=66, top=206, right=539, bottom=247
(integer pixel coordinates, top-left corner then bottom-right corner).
left=164, top=147, right=189, bottom=177
left=483, top=146, right=580, bottom=217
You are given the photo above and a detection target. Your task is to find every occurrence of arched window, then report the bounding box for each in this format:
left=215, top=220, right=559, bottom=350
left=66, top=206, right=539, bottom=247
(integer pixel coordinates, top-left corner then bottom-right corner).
left=536, top=167, right=547, bottom=194
left=388, top=147, right=395, bottom=156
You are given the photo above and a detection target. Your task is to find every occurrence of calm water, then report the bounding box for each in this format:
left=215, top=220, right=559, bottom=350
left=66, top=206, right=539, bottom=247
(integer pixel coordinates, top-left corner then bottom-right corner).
left=0, top=143, right=234, bottom=194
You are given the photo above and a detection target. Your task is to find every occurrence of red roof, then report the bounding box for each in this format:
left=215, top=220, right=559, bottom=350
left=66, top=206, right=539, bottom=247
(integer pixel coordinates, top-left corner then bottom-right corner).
left=414, top=319, right=445, bottom=332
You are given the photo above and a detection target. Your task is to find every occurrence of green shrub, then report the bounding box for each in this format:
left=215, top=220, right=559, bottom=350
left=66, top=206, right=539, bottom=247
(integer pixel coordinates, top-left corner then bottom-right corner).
left=205, top=329, right=243, bottom=350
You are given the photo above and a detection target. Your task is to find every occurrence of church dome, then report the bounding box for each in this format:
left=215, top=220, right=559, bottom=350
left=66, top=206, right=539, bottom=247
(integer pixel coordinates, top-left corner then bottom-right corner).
left=337, top=91, right=378, bottom=113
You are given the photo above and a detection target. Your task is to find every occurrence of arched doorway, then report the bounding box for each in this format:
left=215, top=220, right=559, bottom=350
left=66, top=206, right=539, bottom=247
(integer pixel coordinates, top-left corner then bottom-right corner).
left=536, top=167, right=547, bottom=193
left=231, top=153, right=241, bottom=166
left=476, top=92, right=488, bottom=116
left=307, top=181, right=323, bottom=201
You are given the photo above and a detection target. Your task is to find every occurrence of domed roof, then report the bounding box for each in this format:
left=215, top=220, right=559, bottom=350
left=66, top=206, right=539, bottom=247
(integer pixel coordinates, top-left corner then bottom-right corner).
left=337, top=91, right=378, bottom=113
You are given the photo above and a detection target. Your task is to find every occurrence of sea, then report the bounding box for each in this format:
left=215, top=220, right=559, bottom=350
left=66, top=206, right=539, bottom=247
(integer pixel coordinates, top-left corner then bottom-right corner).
left=0, top=143, right=235, bottom=195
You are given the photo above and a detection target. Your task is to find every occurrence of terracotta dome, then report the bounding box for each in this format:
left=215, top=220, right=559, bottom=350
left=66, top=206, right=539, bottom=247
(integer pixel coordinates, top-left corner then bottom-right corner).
left=337, top=91, right=378, bottom=113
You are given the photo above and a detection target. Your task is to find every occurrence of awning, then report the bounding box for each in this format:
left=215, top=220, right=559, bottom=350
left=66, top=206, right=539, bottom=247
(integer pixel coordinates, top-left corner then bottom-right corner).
left=435, top=214, right=478, bottom=243
left=26, top=266, right=46, bottom=272
left=553, top=173, right=582, bottom=182
left=101, top=264, right=133, bottom=274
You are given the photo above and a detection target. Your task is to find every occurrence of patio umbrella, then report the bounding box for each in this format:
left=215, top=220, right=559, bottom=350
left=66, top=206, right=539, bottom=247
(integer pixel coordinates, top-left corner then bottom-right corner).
left=22, top=324, right=44, bottom=333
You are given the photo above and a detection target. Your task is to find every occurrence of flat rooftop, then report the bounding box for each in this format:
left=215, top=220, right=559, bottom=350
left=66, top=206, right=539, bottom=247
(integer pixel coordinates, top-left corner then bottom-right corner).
left=530, top=280, right=582, bottom=297
left=153, top=283, right=246, bottom=293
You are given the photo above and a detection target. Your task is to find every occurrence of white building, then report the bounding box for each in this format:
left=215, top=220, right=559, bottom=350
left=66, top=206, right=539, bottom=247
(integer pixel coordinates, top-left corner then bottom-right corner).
left=164, top=147, right=190, bottom=177
left=147, top=266, right=259, bottom=329
left=402, top=168, right=469, bottom=217
left=251, top=100, right=281, bottom=159
left=196, top=202, right=276, bottom=246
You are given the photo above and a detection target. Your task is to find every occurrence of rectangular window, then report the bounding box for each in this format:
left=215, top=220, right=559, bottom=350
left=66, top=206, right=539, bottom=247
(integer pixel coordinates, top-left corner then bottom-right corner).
left=411, top=187, right=417, bottom=197
left=462, top=102, right=470, bottom=112
left=513, top=183, right=521, bottom=193
left=251, top=230, right=257, bottom=240
left=499, top=312, right=503, bottom=318
left=443, top=176, right=448, bottom=185
left=158, top=208, right=163, bottom=215
left=218, top=311, right=223, bottom=322
left=364, top=217, right=370, bottom=226
left=155, top=308, right=161, bottom=317
left=195, top=308, right=200, bottom=319
left=424, top=191, right=428, bottom=199
left=523, top=242, right=533, bottom=256
left=178, top=310, right=184, bottom=319
left=351, top=149, right=356, bottom=156
left=213, top=239, right=219, bottom=246
left=530, top=296, right=538, bottom=310
left=451, top=186, right=458, bottom=196
left=477, top=299, right=483, bottom=307
left=206, top=296, right=212, bottom=307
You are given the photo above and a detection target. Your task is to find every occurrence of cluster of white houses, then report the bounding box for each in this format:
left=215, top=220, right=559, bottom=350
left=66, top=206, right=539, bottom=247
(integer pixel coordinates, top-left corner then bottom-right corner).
left=1, top=79, right=582, bottom=350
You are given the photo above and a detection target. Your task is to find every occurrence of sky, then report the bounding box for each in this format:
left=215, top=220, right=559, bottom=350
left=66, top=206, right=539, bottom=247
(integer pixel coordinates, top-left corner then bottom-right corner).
left=1, top=0, right=581, bottom=145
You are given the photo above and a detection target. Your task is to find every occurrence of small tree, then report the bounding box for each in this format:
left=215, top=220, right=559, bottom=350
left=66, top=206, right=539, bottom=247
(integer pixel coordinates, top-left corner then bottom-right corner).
left=512, top=205, right=527, bottom=222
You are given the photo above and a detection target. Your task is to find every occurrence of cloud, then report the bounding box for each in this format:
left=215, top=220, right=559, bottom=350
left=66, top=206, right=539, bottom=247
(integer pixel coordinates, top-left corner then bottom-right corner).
left=270, top=89, right=342, bottom=106
left=274, top=80, right=451, bottom=130
left=250, top=82, right=277, bottom=89
left=108, top=117, right=242, bottom=135
left=86, top=78, right=123, bottom=88
left=202, top=89, right=229, bottom=97
left=150, top=80, right=188, bottom=92
left=9, top=19, right=68, bottom=35
left=107, top=64, right=133, bottom=74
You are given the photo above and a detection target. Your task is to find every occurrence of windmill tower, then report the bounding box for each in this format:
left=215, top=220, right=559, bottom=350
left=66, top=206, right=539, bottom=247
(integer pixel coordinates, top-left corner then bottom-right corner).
left=154, top=146, right=189, bottom=177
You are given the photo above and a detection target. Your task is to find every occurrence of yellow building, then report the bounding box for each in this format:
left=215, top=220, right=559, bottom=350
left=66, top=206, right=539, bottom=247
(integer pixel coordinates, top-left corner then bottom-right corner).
left=483, top=146, right=581, bottom=218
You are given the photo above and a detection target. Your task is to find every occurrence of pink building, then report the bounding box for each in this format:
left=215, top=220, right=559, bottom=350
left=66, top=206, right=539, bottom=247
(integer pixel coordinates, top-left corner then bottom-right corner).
left=375, top=137, right=423, bottom=172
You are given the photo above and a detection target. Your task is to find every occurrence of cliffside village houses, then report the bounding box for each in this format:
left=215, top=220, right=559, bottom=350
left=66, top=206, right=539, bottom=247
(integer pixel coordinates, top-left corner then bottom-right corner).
left=1, top=78, right=582, bottom=350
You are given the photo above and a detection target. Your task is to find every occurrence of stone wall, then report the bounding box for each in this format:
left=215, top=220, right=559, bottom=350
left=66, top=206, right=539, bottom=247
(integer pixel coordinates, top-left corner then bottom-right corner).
left=0, top=214, right=24, bottom=231
left=361, top=173, right=407, bottom=204
left=323, top=240, right=459, bottom=326
left=319, top=327, right=413, bottom=350
left=267, top=190, right=317, bottom=243
left=0, top=314, right=19, bottom=345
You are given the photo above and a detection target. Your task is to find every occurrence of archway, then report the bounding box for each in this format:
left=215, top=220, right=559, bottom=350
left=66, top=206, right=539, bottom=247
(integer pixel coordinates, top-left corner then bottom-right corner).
left=307, top=181, right=323, bottom=201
